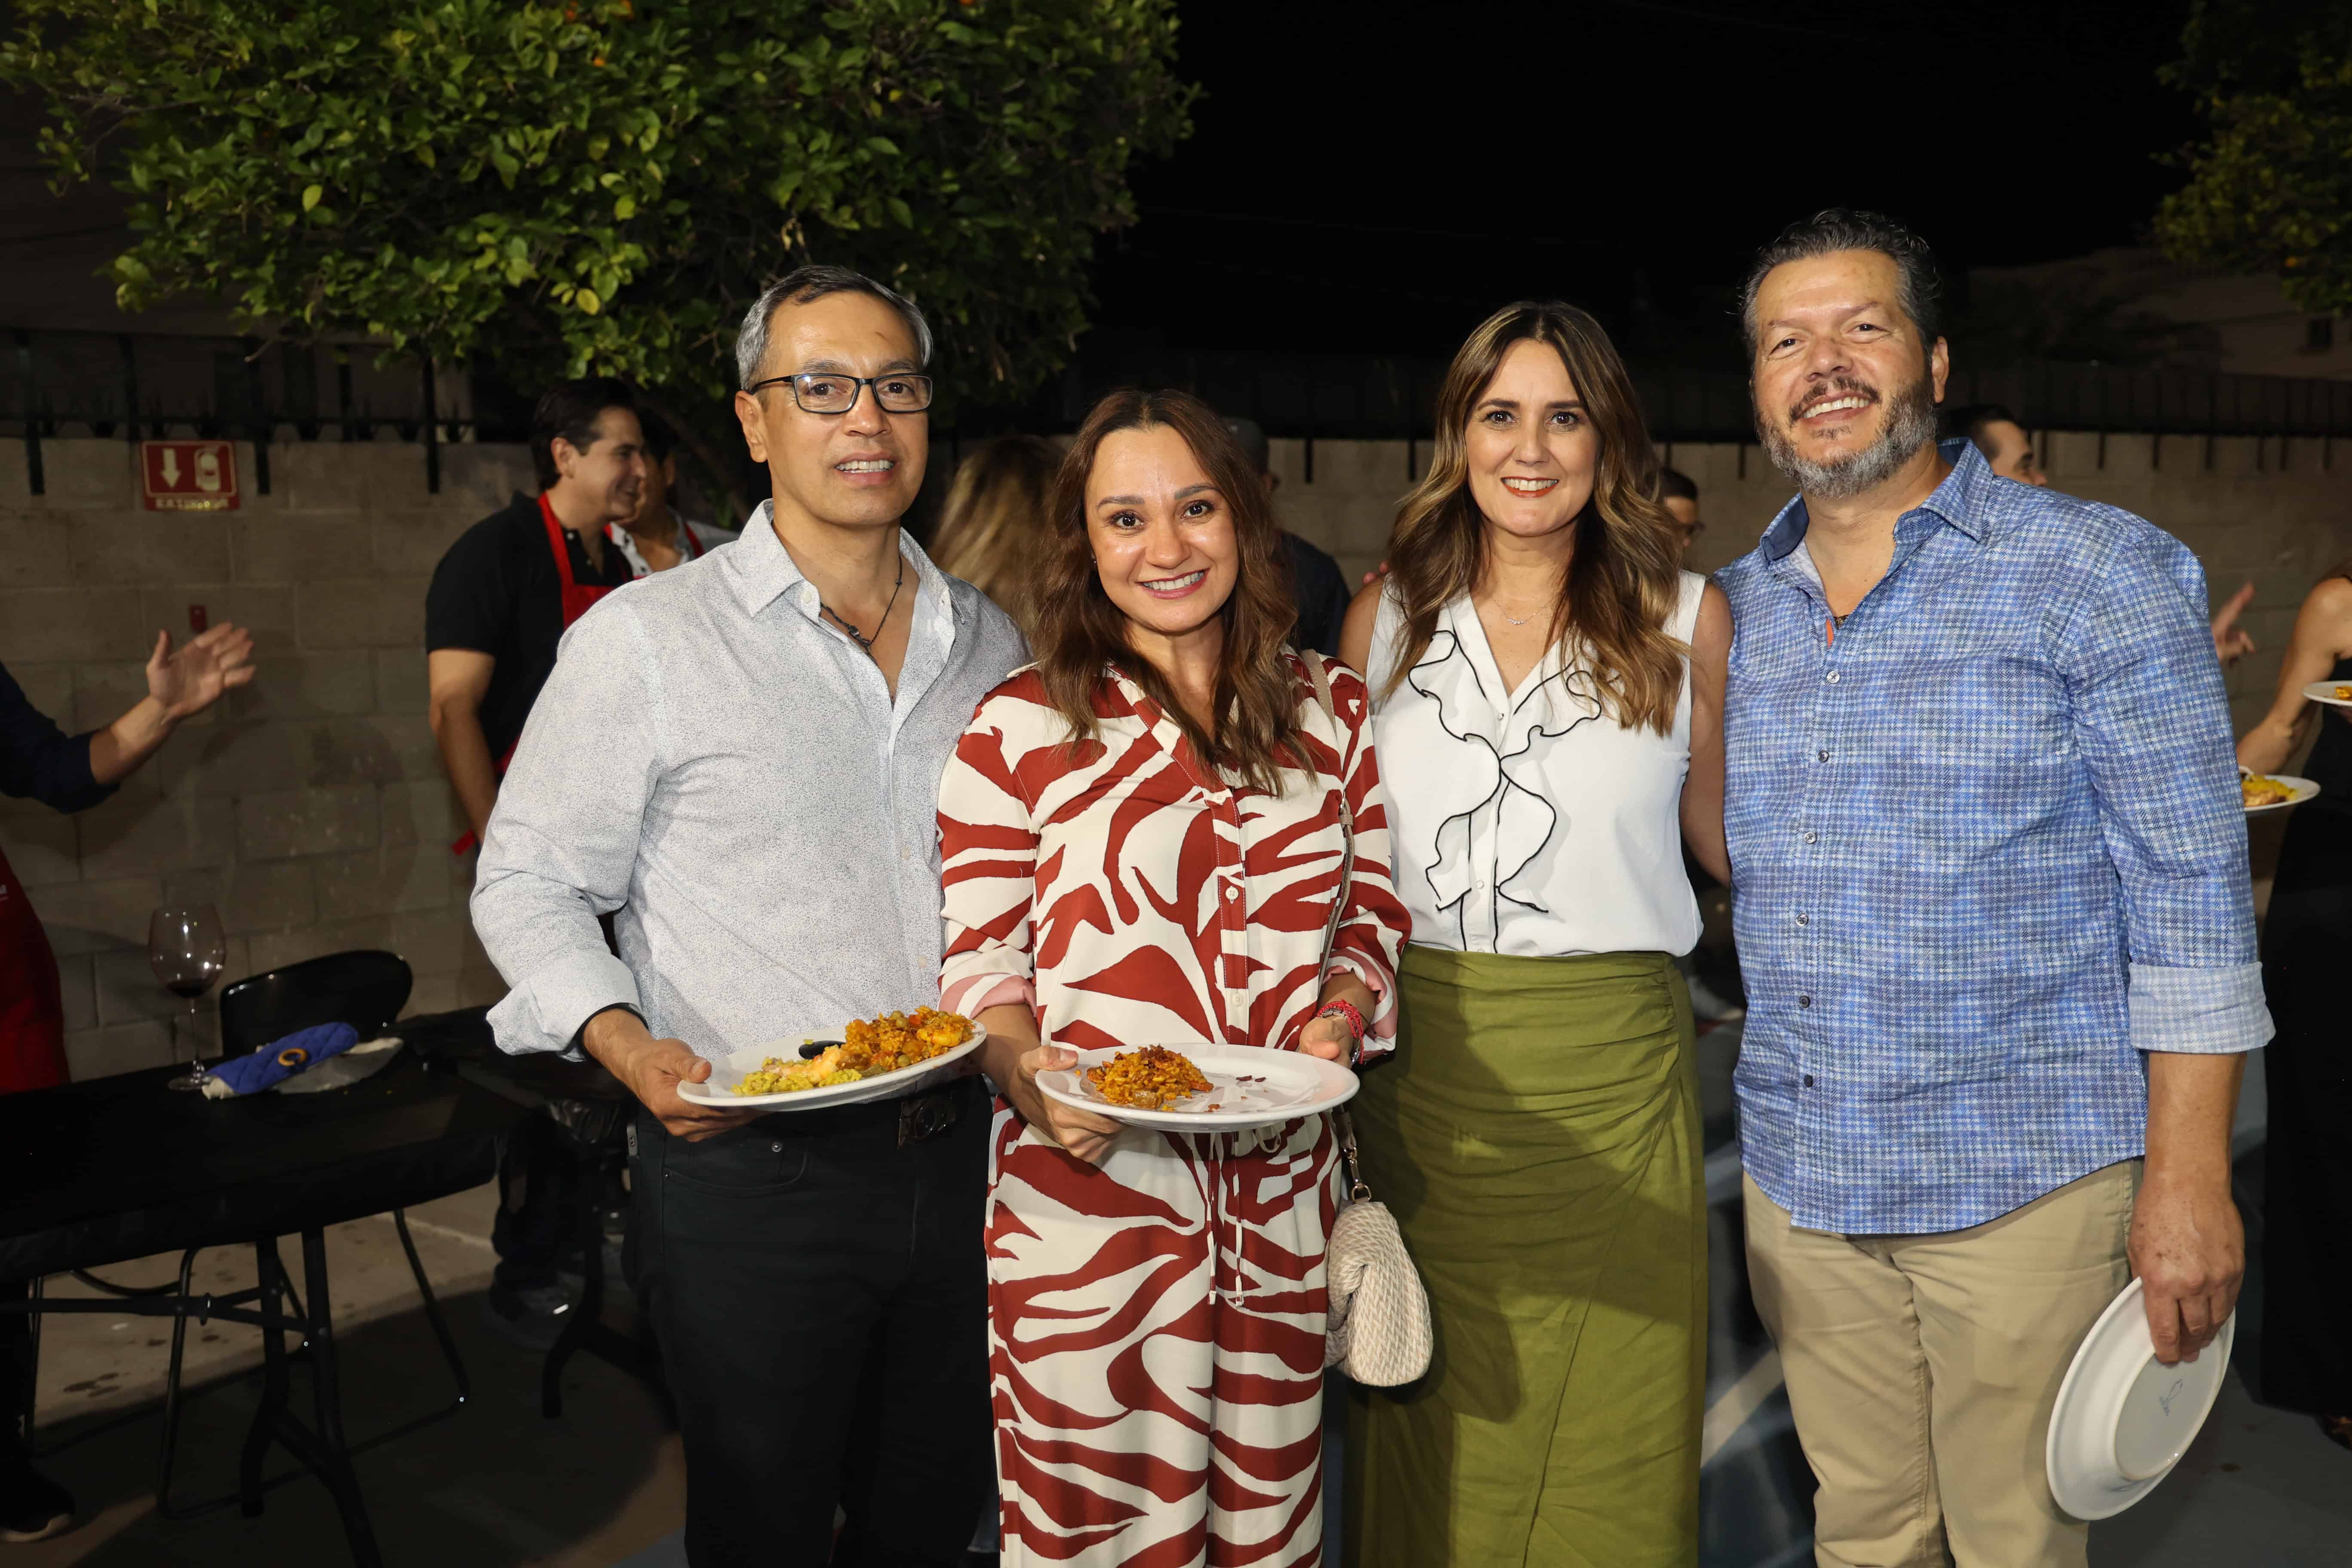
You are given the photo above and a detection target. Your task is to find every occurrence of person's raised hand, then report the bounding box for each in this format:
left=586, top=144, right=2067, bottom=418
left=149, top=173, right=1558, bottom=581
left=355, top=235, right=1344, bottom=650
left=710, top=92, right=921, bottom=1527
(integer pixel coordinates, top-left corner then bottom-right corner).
left=2210, top=583, right=2256, bottom=669
left=583, top=1006, right=757, bottom=1142
left=147, top=622, right=257, bottom=722
left=1011, top=1042, right=1121, bottom=1165
left=2129, top=1171, right=2245, bottom=1365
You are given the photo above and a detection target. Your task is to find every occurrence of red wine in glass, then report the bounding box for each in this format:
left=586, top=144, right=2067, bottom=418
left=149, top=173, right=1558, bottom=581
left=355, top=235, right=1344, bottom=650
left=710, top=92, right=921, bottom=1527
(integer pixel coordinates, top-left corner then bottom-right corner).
left=148, top=905, right=227, bottom=1091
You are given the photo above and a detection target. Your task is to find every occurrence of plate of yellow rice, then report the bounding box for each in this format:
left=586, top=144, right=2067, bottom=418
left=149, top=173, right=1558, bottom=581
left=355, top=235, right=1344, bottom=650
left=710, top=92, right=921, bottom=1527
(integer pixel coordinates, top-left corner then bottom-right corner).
left=678, top=1009, right=985, bottom=1110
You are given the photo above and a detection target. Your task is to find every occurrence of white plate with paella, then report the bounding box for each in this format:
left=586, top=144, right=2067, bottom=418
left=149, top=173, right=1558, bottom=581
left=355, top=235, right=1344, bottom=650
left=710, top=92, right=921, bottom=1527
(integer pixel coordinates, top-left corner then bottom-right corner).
left=1036, top=1044, right=1358, bottom=1132
left=2240, top=774, right=2319, bottom=815
left=678, top=1008, right=986, bottom=1111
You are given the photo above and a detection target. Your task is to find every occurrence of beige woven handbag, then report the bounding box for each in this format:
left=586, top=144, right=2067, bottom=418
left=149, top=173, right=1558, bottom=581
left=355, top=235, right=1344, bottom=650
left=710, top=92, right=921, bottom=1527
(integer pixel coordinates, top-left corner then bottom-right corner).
left=1303, top=656, right=1433, bottom=1387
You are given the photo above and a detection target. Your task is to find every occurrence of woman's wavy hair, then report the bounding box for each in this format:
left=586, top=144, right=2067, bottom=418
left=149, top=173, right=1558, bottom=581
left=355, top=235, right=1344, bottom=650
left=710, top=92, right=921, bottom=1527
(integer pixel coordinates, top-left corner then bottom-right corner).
left=928, top=434, right=1060, bottom=638
left=1381, top=300, right=1687, bottom=733
left=1033, top=388, right=1303, bottom=793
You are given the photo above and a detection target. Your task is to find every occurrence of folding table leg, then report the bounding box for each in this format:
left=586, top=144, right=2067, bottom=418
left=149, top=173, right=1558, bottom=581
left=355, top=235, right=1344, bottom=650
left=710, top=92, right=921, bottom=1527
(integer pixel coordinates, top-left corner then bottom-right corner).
left=238, top=1241, right=287, bottom=1518
left=297, top=1226, right=382, bottom=1568
left=392, top=1209, right=469, bottom=1409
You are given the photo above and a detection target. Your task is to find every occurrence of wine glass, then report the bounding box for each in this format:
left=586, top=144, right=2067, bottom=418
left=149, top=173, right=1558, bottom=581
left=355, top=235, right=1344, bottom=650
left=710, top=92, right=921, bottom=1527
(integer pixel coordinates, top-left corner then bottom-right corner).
left=148, top=905, right=227, bottom=1092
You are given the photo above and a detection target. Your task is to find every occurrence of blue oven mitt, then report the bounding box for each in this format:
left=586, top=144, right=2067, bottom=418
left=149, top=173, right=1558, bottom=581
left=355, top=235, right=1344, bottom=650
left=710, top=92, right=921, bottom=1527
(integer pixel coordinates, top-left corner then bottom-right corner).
left=203, top=1022, right=361, bottom=1097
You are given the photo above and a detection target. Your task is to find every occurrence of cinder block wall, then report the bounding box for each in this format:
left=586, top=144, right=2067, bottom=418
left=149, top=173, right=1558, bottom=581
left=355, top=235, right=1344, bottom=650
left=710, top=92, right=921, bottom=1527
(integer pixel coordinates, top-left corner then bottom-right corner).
left=1266, top=431, right=2352, bottom=735
left=0, top=437, right=527, bottom=1080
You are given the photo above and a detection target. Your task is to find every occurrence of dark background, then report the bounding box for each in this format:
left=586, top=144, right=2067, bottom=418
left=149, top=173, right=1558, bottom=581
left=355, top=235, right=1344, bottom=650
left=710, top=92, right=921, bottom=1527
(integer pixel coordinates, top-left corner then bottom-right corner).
left=1084, top=0, right=2197, bottom=366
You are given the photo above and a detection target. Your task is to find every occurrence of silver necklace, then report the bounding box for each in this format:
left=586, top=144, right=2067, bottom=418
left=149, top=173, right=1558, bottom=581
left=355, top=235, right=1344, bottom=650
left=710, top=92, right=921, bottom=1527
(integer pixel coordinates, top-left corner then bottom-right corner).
left=821, top=553, right=905, bottom=651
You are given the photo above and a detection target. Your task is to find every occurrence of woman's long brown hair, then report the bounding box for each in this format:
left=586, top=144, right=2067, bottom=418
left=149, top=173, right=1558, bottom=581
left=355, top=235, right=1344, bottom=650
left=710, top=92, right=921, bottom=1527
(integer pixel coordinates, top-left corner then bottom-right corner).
left=928, top=434, right=1060, bottom=637
left=1381, top=301, right=1687, bottom=733
left=1032, top=388, right=1303, bottom=793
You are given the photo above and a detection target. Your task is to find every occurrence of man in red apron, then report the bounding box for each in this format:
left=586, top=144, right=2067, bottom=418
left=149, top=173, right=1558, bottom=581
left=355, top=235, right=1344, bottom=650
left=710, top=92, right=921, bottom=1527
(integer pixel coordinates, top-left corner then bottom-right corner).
left=3, top=624, right=255, bottom=1541
left=604, top=409, right=738, bottom=578
left=426, top=378, right=645, bottom=1351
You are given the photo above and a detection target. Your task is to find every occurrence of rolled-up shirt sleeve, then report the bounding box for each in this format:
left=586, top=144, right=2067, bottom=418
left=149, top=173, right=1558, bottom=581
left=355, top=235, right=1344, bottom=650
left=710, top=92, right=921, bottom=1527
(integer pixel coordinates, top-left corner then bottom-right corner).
left=473, top=601, right=661, bottom=1056
left=2061, top=523, right=2271, bottom=1055
left=937, top=696, right=1040, bottom=1023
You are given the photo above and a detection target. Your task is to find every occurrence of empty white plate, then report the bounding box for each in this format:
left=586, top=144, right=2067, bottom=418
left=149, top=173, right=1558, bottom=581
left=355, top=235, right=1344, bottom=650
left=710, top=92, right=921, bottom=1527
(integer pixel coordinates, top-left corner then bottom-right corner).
left=2046, top=1277, right=2235, bottom=1520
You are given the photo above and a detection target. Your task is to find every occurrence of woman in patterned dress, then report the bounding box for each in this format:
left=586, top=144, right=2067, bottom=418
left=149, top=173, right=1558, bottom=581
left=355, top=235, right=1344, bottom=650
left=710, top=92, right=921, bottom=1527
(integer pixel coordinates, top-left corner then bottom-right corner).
left=937, top=389, right=1410, bottom=1567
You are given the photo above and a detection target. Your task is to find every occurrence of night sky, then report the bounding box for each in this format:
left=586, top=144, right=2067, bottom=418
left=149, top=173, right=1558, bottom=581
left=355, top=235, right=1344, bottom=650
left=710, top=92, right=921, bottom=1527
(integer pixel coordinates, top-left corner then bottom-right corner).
left=1086, top=0, right=2199, bottom=363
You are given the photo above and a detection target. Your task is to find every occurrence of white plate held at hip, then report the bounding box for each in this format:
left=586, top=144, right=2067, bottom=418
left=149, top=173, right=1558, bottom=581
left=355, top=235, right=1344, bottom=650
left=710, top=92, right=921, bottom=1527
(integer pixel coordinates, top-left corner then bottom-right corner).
left=1036, top=1044, right=1358, bottom=1131
left=677, top=1024, right=986, bottom=1111
left=2046, top=1276, right=2235, bottom=1520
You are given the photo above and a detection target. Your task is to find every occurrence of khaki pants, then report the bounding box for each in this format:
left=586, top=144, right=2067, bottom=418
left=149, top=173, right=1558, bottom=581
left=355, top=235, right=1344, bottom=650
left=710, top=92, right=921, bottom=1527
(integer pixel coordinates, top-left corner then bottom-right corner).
left=1744, top=1162, right=2139, bottom=1568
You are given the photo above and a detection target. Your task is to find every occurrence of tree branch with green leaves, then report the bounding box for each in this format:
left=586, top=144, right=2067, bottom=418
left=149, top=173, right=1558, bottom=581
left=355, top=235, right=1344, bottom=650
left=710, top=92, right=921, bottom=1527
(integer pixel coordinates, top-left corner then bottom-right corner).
left=0, top=0, right=1194, bottom=415
left=2153, top=0, right=2352, bottom=318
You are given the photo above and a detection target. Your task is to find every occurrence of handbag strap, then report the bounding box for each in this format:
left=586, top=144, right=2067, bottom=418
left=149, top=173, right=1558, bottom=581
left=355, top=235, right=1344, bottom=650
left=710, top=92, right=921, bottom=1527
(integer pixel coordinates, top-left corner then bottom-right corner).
left=1303, top=655, right=1373, bottom=1205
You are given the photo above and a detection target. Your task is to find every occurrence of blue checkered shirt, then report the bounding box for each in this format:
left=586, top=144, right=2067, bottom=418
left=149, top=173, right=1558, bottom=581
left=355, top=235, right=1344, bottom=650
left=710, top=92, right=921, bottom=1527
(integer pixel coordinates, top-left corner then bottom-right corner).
left=1719, top=441, right=2269, bottom=1234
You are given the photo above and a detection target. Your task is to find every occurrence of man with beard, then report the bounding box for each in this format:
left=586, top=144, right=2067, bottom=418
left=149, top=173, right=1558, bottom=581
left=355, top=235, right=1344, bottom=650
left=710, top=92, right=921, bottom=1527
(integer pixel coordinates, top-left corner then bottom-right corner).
left=1716, top=210, right=2263, bottom=1568
left=471, top=266, right=1023, bottom=1564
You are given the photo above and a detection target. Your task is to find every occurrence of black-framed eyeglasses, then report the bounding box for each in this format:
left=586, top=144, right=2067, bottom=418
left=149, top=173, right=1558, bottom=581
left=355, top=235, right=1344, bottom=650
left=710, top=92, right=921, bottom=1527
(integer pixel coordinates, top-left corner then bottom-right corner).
left=744, top=371, right=934, bottom=415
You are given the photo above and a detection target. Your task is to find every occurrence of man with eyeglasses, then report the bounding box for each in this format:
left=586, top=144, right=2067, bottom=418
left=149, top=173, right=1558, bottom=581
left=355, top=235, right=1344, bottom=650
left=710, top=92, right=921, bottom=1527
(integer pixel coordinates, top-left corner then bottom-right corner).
left=470, top=265, right=1025, bottom=1565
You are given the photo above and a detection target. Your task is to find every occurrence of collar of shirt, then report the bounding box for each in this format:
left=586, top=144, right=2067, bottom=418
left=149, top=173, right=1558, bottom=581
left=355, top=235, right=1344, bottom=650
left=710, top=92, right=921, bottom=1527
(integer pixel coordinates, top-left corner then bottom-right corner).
left=726, top=502, right=952, bottom=637
left=725, top=502, right=958, bottom=715
left=1759, top=438, right=1996, bottom=605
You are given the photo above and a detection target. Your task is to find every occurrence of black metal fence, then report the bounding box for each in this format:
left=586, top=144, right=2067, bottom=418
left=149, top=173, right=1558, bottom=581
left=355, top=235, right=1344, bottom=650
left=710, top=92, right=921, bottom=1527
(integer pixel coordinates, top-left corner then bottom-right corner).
left=3, top=329, right=487, bottom=497
left=9, top=327, right=2352, bottom=498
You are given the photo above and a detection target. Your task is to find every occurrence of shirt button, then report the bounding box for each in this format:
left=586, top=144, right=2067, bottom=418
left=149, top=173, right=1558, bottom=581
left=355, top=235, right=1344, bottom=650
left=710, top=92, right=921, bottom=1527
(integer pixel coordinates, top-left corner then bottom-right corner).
left=1803, top=831, right=1818, bottom=845
left=770, top=1141, right=784, bottom=1153
left=1795, top=912, right=1810, bottom=925
left=1798, top=995, right=1812, bottom=1008
left=1816, top=749, right=1830, bottom=763
left=1802, top=1074, right=1815, bottom=1088
left=1825, top=670, right=1841, bottom=684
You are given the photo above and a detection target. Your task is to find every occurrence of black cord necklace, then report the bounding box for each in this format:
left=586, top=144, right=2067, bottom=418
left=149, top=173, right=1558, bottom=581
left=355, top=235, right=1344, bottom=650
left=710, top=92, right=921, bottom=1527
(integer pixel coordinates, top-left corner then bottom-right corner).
left=821, top=552, right=906, bottom=651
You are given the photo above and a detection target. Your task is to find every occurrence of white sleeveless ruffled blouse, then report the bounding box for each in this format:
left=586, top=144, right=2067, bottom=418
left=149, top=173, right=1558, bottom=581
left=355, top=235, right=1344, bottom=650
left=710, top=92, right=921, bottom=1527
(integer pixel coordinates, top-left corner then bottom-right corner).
left=1364, top=572, right=1706, bottom=958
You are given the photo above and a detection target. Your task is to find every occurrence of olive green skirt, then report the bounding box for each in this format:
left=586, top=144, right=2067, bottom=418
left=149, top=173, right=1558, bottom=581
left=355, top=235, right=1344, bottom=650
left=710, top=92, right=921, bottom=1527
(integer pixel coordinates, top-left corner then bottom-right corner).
left=1343, top=946, right=1704, bottom=1568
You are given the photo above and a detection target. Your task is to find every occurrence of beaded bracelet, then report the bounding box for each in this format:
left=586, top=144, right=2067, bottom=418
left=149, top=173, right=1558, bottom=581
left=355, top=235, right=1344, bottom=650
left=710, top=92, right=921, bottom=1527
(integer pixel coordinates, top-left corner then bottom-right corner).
left=1315, top=998, right=1367, bottom=1047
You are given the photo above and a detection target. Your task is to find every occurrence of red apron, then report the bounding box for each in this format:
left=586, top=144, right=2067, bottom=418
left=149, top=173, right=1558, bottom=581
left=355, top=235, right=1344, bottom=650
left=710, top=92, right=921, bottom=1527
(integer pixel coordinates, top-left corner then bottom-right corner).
left=0, top=843, right=69, bottom=1093
left=450, top=494, right=619, bottom=855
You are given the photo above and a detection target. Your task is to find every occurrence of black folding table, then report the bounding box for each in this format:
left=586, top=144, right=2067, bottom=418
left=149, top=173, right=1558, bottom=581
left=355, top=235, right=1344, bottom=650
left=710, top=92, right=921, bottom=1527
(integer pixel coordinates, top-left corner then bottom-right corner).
left=0, top=1042, right=524, bottom=1567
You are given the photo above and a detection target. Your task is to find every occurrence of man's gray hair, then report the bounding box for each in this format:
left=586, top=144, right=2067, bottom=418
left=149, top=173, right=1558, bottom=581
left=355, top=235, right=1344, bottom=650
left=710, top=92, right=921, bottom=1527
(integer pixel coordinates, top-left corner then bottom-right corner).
left=733, top=264, right=934, bottom=390
left=1737, top=208, right=1945, bottom=357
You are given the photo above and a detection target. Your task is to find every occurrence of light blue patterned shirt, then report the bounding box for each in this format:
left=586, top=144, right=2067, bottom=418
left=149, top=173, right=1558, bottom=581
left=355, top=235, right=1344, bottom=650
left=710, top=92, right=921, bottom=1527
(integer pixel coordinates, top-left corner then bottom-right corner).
left=1719, top=440, right=2270, bottom=1234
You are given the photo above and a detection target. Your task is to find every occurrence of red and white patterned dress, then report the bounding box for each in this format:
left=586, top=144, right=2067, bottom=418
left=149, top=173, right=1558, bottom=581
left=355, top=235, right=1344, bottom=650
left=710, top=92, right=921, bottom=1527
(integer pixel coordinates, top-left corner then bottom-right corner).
left=938, top=654, right=1409, bottom=1567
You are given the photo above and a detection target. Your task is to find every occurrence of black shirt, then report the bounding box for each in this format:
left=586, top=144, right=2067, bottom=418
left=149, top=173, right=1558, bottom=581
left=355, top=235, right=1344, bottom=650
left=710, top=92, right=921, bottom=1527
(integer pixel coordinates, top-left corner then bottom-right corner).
left=1281, top=531, right=1353, bottom=658
left=0, top=660, right=113, bottom=815
left=424, top=493, right=637, bottom=760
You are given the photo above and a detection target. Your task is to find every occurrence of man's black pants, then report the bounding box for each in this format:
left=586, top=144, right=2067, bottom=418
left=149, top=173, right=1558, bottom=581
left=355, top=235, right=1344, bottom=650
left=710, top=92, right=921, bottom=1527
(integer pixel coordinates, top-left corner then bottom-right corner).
left=632, top=1078, right=993, bottom=1567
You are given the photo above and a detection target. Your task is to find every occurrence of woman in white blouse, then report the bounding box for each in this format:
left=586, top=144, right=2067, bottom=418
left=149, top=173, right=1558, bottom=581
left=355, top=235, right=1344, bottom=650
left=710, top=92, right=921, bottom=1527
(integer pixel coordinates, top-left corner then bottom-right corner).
left=1335, top=300, right=1730, bottom=1568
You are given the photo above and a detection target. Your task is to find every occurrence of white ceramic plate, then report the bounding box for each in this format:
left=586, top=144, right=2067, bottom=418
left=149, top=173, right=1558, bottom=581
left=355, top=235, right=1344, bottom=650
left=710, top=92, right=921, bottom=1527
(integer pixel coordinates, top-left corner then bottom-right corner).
left=2242, top=775, right=2319, bottom=815
left=677, top=1023, right=986, bottom=1111
left=2301, top=680, right=2352, bottom=710
left=1036, top=1044, right=1357, bottom=1131
left=2046, top=1277, right=2235, bottom=1521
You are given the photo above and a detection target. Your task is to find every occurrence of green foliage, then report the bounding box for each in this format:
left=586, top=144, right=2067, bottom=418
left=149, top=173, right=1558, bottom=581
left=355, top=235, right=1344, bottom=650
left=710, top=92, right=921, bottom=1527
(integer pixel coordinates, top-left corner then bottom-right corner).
left=0, top=0, right=1194, bottom=408
left=2154, top=0, right=2352, bottom=317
